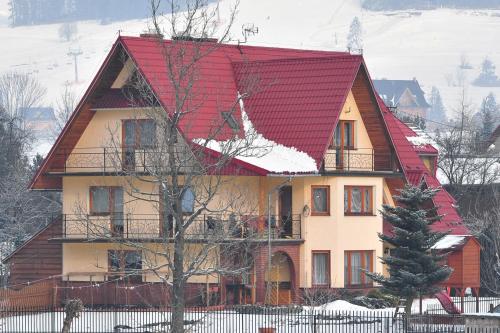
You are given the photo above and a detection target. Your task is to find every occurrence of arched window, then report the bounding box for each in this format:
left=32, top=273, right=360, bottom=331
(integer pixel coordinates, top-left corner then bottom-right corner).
left=181, top=187, right=195, bottom=214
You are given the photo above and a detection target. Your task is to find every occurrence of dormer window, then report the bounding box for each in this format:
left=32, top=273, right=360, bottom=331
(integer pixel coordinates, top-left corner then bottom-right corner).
left=331, top=120, right=355, bottom=149
left=221, top=112, right=239, bottom=131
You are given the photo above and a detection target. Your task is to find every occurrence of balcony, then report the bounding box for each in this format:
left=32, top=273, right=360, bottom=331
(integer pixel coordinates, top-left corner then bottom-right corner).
left=61, top=213, right=302, bottom=241
left=323, top=148, right=396, bottom=173
left=48, top=147, right=192, bottom=175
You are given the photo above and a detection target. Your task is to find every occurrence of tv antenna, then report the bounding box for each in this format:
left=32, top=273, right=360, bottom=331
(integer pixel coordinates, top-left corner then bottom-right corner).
left=240, top=23, right=259, bottom=44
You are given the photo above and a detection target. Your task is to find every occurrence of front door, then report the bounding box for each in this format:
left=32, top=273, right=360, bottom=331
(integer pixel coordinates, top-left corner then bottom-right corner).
left=279, top=186, right=292, bottom=238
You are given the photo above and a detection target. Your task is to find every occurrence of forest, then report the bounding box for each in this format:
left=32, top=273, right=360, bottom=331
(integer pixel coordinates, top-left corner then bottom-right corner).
left=362, top=0, right=500, bottom=11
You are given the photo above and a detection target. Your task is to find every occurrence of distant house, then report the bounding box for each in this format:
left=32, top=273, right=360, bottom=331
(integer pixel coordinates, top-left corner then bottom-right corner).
left=21, top=107, right=56, bottom=137
left=373, top=79, right=430, bottom=119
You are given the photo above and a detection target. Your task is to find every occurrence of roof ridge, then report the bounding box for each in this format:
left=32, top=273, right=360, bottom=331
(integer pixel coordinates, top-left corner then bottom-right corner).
left=231, top=54, right=361, bottom=66
left=118, top=35, right=349, bottom=56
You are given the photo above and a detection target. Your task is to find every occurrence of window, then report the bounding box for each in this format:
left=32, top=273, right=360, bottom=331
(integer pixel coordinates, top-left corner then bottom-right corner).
left=332, top=120, right=354, bottom=149
left=221, top=112, right=240, bottom=131
left=159, top=186, right=195, bottom=237
left=181, top=187, right=195, bottom=214
left=311, top=186, right=330, bottom=216
left=344, top=250, right=373, bottom=287
left=344, top=186, right=373, bottom=215
left=90, top=187, right=124, bottom=235
left=123, top=119, right=156, bottom=170
left=123, top=119, right=156, bottom=149
left=312, top=251, right=330, bottom=286
left=90, top=187, right=123, bottom=216
left=108, top=250, right=142, bottom=283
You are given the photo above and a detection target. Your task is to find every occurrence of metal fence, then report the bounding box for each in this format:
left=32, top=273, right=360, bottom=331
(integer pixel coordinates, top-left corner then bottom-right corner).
left=0, top=307, right=498, bottom=333
left=426, top=297, right=500, bottom=314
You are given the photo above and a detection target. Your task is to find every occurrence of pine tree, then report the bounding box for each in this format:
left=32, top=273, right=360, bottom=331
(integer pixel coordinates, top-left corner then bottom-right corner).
left=347, top=17, right=363, bottom=54
left=480, top=93, right=498, bottom=140
left=429, top=86, right=447, bottom=123
left=366, top=183, right=452, bottom=315
left=474, top=58, right=500, bottom=87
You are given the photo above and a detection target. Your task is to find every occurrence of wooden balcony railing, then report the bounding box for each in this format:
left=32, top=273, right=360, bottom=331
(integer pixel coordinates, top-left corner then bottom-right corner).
left=61, top=213, right=302, bottom=241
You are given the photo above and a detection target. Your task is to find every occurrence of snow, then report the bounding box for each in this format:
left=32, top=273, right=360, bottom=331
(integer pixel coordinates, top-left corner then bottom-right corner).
left=195, top=104, right=318, bottom=174
left=406, top=125, right=437, bottom=148
left=432, top=235, right=467, bottom=250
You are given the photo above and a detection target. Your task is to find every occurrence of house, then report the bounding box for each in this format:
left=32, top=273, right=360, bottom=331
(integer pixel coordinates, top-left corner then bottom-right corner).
left=2, top=35, right=478, bottom=308
left=373, top=79, right=431, bottom=119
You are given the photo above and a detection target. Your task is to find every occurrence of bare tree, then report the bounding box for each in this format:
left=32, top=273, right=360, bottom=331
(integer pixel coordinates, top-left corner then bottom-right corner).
left=52, top=82, right=76, bottom=138
left=66, top=1, right=281, bottom=332
left=465, top=190, right=500, bottom=295
left=434, top=87, right=500, bottom=191
left=0, top=71, right=46, bottom=121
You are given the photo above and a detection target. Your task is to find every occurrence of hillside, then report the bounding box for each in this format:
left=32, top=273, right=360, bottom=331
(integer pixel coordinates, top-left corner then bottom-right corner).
left=0, top=0, right=499, bottom=155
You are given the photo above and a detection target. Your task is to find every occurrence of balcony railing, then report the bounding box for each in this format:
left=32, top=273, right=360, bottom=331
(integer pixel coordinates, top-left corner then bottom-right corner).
left=49, top=147, right=192, bottom=174
left=323, top=148, right=395, bottom=172
left=61, top=213, right=302, bottom=241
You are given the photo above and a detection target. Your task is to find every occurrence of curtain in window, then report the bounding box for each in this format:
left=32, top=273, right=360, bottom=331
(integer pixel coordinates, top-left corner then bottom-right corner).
left=125, top=252, right=142, bottom=271
left=344, top=122, right=352, bottom=147
left=351, top=188, right=362, bottom=213
left=140, top=120, right=156, bottom=148
left=313, top=253, right=328, bottom=285
left=181, top=187, right=195, bottom=214
left=351, top=252, right=361, bottom=285
left=313, top=188, right=327, bottom=212
left=363, top=188, right=371, bottom=213
left=91, top=187, right=109, bottom=214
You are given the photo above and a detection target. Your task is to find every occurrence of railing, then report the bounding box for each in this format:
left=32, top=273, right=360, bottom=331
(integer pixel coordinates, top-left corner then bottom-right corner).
left=61, top=213, right=302, bottom=241
left=0, top=308, right=493, bottom=333
left=426, top=296, right=500, bottom=314
left=49, top=146, right=192, bottom=174
left=323, top=147, right=395, bottom=172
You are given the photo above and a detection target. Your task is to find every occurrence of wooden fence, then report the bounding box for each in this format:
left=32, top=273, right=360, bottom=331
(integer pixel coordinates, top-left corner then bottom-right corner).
left=0, top=280, right=56, bottom=311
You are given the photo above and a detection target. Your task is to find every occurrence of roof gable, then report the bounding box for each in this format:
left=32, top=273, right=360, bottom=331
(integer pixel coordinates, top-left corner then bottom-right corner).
left=232, top=55, right=362, bottom=166
left=373, top=79, right=430, bottom=108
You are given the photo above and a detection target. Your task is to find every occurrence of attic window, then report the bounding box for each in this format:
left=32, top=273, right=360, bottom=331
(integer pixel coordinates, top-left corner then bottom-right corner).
left=221, top=112, right=239, bottom=131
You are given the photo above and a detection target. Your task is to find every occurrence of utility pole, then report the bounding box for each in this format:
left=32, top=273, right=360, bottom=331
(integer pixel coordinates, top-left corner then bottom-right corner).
left=67, top=48, right=83, bottom=83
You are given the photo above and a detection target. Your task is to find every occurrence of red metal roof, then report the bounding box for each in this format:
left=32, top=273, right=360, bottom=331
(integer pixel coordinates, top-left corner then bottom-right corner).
left=119, top=36, right=348, bottom=146
left=232, top=56, right=362, bottom=166
left=379, top=97, right=468, bottom=235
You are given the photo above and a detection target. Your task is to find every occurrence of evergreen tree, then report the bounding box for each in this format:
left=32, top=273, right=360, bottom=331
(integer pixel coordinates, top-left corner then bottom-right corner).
left=366, top=183, right=452, bottom=315
left=429, top=86, right=447, bottom=123
left=479, top=93, right=498, bottom=140
left=347, top=17, right=363, bottom=54
left=473, top=58, right=500, bottom=87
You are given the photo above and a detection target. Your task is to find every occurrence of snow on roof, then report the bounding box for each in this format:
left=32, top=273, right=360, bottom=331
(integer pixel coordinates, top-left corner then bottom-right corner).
left=432, top=235, right=467, bottom=250
left=406, top=125, right=437, bottom=148
left=194, top=99, right=318, bottom=174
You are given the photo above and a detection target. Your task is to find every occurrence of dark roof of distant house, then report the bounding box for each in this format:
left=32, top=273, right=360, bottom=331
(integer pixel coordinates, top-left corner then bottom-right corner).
left=373, top=79, right=430, bottom=108
left=20, top=107, right=55, bottom=121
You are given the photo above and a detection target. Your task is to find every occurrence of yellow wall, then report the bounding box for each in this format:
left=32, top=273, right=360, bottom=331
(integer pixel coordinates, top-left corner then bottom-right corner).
left=63, top=243, right=218, bottom=283
left=324, top=91, right=374, bottom=171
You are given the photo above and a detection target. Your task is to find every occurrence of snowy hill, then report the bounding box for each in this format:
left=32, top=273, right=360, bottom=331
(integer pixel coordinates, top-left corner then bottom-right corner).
left=0, top=0, right=499, bottom=155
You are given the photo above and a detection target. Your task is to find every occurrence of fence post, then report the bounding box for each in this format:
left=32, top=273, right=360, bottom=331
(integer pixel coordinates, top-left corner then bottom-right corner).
left=51, top=309, right=55, bottom=333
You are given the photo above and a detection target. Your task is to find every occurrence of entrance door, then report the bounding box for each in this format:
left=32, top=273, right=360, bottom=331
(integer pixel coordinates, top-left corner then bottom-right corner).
left=279, top=186, right=293, bottom=238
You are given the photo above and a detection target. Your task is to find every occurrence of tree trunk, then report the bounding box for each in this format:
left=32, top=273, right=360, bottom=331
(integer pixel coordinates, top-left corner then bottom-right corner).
left=405, top=296, right=414, bottom=316
left=171, top=231, right=185, bottom=333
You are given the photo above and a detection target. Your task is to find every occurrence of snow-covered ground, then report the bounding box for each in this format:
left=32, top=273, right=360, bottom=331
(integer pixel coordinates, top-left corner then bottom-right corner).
left=0, top=0, right=499, bottom=155
left=1, top=298, right=491, bottom=333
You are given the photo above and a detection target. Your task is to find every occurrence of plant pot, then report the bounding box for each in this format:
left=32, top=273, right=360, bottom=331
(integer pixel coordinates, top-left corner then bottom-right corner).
left=259, top=328, right=275, bottom=333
